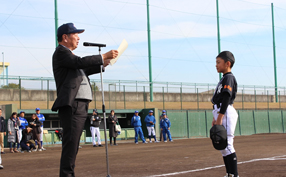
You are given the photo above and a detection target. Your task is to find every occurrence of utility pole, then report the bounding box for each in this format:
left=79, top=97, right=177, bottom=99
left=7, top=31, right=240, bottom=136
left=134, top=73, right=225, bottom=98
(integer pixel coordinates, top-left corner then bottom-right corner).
left=146, top=0, right=153, bottom=102
left=216, top=0, right=222, bottom=80
left=54, top=0, right=59, bottom=47
left=271, top=3, right=278, bottom=102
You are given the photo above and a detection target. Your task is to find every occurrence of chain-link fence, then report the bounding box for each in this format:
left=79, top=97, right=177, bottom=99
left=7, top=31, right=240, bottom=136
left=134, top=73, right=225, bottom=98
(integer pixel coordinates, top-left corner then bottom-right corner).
left=0, top=75, right=285, bottom=110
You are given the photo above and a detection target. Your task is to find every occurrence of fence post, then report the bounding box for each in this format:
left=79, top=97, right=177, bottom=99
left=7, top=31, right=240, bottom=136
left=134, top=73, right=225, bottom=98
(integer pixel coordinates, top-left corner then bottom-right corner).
left=267, top=90, right=269, bottom=110
left=197, top=88, right=199, bottom=110
left=119, top=80, right=121, bottom=92
left=167, top=82, right=168, bottom=93
left=180, top=87, right=182, bottom=110
left=279, top=91, right=281, bottom=109
left=255, top=90, right=257, bottom=110
left=109, top=84, right=111, bottom=109
left=47, top=80, right=49, bottom=109
left=19, top=78, right=21, bottom=109
left=162, top=87, right=165, bottom=110
left=124, top=85, right=126, bottom=109
left=136, top=81, right=137, bottom=93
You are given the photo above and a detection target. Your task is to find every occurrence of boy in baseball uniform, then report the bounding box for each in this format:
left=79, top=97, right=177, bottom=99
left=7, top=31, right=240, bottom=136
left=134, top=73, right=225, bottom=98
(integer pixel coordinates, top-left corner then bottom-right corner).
left=211, top=51, right=239, bottom=177
left=90, top=109, right=103, bottom=147
left=144, top=110, right=159, bottom=143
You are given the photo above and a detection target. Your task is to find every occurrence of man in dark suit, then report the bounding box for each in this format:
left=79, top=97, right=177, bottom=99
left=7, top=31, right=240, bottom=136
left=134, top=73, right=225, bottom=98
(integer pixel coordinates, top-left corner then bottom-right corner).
left=52, top=23, right=118, bottom=177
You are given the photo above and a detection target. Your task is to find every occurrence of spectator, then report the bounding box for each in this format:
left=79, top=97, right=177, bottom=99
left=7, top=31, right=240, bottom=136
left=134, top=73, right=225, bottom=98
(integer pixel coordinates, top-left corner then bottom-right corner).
left=18, top=111, right=28, bottom=151
left=131, top=111, right=147, bottom=144
left=29, top=114, right=42, bottom=151
left=7, top=112, right=20, bottom=153
left=159, top=110, right=167, bottom=141
left=144, top=110, right=159, bottom=143
left=160, top=113, right=173, bottom=142
left=90, top=109, right=103, bottom=147
left=108, top=110, right=118, bottom=146
left=20, top=127, right=36, bottom=153
left=35, top=108, right=46, bottom=151
left=0, top=109, right=7, bottom=154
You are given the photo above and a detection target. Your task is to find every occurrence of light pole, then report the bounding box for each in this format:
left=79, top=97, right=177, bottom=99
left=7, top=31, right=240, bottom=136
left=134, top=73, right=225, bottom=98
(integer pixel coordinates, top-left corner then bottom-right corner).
left=2, top=52, right=4, bottom=86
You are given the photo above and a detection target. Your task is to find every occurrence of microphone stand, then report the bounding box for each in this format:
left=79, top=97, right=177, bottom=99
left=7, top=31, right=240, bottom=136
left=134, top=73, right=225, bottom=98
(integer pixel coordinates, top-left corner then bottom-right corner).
left=98, top=46, right=111, bottom=177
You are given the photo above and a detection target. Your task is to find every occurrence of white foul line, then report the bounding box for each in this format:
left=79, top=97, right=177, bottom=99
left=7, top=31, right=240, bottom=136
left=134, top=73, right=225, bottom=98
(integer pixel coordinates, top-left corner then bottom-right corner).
left=147, top=155, right=286, bottom=177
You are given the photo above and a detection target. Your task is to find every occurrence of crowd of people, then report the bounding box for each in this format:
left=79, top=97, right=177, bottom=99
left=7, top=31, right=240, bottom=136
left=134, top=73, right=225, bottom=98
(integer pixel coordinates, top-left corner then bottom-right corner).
left=89, top=109, right=173, bottom=147
left=0, top=108, right=46, bottom=158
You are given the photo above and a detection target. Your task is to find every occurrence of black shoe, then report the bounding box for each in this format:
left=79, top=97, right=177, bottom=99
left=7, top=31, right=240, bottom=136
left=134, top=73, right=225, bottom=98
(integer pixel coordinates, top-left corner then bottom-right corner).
left=1, top=152, right=5, bottom=154
left=93, top=145, right=98, bottom=147
left=114, top=144, right=118, bottom=146
left=98, top=144, right=103, bottom=147
left=110, top=144, right=113, bottom=146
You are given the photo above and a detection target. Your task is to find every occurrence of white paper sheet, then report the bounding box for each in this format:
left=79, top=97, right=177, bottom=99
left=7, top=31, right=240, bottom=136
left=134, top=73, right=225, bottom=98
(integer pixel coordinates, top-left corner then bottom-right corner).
left=110, top=39, right=128, bottom=66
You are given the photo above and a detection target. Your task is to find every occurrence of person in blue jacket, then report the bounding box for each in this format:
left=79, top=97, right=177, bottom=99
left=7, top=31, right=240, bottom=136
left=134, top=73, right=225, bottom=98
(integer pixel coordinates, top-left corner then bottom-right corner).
left=160, top=113, right=173, bottom=142
left=35, top=108, right=46, bottom=150
left=144, top=110, right=159, bottom=143
left=131, top=111, right=147, bottom=144
left=18, top=111, right=28, bottom=151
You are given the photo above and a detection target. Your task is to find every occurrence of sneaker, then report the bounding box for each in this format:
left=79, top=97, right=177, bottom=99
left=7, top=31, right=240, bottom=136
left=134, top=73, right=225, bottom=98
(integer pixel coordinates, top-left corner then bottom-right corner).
left=32, top=149, right=37, bottom=152
left=19, top=149, right=24, bottom=153
left=149, top=141, right=152, bottom=143
left=98, top=144, right=103, bottom=147
left=26, top=150, right=31, bottom=153
left=154, top=141, right=159, bottom=143
left=78, top=146, right=82, bottom=149
left=135, top=142, right=138, bottom=144
left=93, top=145, right=98, bottom=147
left=164, top=141, right=167, bottom=142
left=1, top=152, right=5, bottom=154
left=170, top=140, right=173, bottom=142
left=143, top=141, right=148, bottom=144
left=114, top=144, right=118, bottom=146
left=0, top=164, right=3, bottom=169
left=41, top=147, right=46, bottom=151
left=38, top=149, right=42, bottom=152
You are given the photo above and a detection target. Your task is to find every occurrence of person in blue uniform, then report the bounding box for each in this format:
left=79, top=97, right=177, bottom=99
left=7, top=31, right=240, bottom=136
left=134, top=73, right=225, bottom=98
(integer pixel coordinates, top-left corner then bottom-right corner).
left=18, top=111, right=28, bottom=151
left=144, top=110, right=158, bottom=143
left=35, top=108, right=46, bottom=150
left=160, top=113, right=173, bottom=142
left=131, top=111, right=147, bottom=144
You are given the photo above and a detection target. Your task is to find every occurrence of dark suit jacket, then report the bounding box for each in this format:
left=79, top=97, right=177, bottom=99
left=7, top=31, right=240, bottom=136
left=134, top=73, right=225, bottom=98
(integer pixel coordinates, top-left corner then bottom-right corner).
left=51, top=45, right=103, bottom=111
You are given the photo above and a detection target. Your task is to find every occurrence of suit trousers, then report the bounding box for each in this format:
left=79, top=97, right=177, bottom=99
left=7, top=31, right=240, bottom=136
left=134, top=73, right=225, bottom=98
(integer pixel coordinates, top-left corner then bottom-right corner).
left=0, top=132, right=4, bottom=152
left=59, top=100, right=89, bottom=177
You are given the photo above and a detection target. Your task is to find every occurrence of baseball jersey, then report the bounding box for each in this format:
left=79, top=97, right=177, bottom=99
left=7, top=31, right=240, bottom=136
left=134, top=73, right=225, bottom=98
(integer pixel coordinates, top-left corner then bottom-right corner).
left=144, top=115, right=156, bottom=127
left=131, top=115, right=142, bottom=127
left=19, top=117, right=28, bottom=129
left=160, top=118, right=171, bottom=129
left=211, top=72, right=237, bottom=105
left=36, top=113, right=45, bottom=127
left=90, top=115, right=101, bottom=127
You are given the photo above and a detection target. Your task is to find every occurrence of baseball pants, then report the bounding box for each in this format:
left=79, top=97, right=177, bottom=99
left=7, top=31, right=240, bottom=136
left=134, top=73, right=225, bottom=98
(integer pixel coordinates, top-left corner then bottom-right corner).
left=134, top=127, right=145, bottom=143
left=147, top=127, right=156, bottom=136
left=90, top=127, right=101, bottom=145
left=162, top=128, right=172, bottom=141
left=213, top=104, right=238, bottom=157
left=59, top=100, right=89, bottom=177
left=0, top=132, right=4, bottom=152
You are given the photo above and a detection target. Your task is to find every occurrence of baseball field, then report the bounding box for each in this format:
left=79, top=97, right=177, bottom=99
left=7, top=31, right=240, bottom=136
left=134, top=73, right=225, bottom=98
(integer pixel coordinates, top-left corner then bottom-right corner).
left=1, top=133, right=285, bottom=177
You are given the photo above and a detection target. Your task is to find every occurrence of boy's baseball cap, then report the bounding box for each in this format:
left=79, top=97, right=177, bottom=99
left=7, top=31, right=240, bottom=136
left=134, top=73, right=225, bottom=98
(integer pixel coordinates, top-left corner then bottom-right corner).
left=134, top=111, right=139, bottom=113
left=162, top=110, right=166, bottom=113
left=20, top=111, right=25, bottom=114
left=93, top=109, right=97, bottom=112
left=57, top=23, right=85, bottom=38
left=35, top=108, right=40, bottom=111
left=162, top=113, right=166, bottom=116
left=149, top=110, right=153, bottom=113
left=210, top=125, right=227, bottom=150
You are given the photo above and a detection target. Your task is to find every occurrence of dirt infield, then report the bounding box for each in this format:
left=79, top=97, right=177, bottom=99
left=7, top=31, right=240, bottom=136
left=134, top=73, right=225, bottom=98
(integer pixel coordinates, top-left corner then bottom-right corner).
left=1, top=133, right=286, bottom=177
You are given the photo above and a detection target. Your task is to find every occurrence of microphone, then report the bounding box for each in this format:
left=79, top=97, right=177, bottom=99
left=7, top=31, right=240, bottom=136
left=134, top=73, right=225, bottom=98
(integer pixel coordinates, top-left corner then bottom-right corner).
left=83, top=42, right=106, bottom=47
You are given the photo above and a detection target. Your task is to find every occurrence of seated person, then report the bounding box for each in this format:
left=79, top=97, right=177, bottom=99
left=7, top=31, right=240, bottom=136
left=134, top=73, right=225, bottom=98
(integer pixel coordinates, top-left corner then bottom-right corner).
left=20, top=127, right=36, bottom=152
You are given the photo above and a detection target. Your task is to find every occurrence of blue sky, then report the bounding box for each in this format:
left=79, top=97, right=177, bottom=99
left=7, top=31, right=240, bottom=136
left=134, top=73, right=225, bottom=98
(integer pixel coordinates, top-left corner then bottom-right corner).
left=1, top=0, right=286, bottom=88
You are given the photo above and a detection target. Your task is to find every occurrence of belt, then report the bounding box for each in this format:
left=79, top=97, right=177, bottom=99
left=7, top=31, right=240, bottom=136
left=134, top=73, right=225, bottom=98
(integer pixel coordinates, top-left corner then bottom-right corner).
left=213, top=103, right=221, bottom=109
left=75, top=99, right=90, bottom=102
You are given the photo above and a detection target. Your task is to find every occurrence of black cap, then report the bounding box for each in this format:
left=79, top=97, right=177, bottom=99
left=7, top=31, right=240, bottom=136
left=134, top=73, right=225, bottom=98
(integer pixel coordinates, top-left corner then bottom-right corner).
left=210, top=125, right=227, bottom=150
left=217, top=51, right=235, bottom=68
left=93, top=109, right=97, bottom=112
left=57, top=23, right=85, bottom=38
